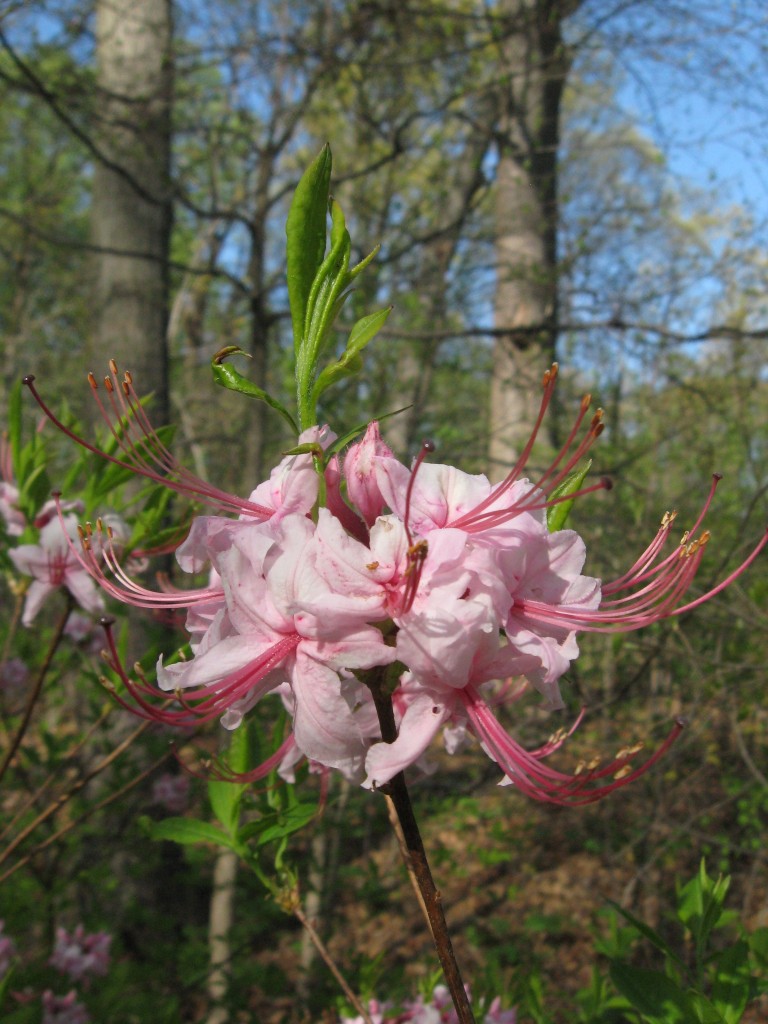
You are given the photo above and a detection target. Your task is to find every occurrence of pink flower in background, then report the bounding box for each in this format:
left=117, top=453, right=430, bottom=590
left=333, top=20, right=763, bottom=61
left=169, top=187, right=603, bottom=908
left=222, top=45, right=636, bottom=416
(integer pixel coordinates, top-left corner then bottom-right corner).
left=483, top=997, right=517, bottom=1024
left=0, top=920, right=16, bottom=978
left=41, top=990, right=90, bottom=1024
left=339, top=986, right=516, bottom=1023
left=9, top=516, right=105, bottom=626
left=49, top=926, right=111, bottom=987
left=151, top=772, right=191, bottom=814
left=0, top=433, right=24, bottom=537
left=0, top=658, right=29, bottom=693
left=0, top=480, right=24, bottom=537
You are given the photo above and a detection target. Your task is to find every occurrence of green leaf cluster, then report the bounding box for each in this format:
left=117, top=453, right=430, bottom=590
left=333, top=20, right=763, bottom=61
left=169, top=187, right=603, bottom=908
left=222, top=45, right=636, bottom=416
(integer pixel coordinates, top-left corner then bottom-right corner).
left=585, top=861, right=768, bottom=1024
left=143, top=720, right=318, bottom=899
left=289, top=145, right=390, bottom=430
left=211, top=146, right=390, bottom=437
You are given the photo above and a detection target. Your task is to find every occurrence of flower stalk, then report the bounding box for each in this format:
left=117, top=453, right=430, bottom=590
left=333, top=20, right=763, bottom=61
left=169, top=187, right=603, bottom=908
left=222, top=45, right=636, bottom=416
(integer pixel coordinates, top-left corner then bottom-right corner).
left=368, top=669, right=476, bottom=1024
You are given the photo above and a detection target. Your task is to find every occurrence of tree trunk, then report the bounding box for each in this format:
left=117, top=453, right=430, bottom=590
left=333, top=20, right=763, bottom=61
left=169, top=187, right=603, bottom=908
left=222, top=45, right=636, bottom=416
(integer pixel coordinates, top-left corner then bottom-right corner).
left=89, top=0, right=173, bottom=426
left=206, top=847, right=238, bottom=1024
left=489, top=0, right=574, bottom=476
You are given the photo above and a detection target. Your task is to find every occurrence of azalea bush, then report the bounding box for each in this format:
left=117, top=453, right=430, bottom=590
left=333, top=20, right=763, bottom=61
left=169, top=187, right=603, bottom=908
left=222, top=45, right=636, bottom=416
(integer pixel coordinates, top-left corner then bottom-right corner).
left=2, top=146, right=767, bottom=1023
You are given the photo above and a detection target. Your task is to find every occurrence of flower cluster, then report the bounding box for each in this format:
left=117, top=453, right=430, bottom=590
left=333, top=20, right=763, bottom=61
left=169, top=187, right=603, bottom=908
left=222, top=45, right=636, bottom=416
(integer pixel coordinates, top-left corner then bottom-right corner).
left=49, top=926, right=111, bottom=987
left=0, top=921, right=101, bottom=1024
left=23, top=364, right=766, bottom=804
left=341, top=984, right=516, bottom=1024
left=41, top=989, right=91, bottom=1024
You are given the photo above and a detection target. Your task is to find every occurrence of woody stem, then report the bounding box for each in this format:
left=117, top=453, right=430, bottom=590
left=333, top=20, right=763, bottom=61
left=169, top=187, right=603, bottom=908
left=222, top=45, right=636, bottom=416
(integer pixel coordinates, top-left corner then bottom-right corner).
left=369, top=679, right=475, bottom=1024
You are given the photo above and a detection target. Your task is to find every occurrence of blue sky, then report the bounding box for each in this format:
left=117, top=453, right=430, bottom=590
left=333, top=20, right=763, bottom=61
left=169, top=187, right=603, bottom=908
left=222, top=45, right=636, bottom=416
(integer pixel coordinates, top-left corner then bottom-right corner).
left=601, top=1, right=768, bottom=223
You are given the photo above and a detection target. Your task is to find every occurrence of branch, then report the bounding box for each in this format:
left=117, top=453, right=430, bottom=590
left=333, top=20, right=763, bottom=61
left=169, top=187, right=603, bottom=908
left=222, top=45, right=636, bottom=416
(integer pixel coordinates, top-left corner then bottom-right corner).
left=374, top=318, right=768, bottom=344
left=369, top=679, right=475, bottom=1024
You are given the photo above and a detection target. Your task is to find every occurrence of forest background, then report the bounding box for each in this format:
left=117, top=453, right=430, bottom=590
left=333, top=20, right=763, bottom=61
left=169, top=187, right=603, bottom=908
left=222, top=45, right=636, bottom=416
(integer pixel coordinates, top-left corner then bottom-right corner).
left=0, top=1, right=767, bottom=1022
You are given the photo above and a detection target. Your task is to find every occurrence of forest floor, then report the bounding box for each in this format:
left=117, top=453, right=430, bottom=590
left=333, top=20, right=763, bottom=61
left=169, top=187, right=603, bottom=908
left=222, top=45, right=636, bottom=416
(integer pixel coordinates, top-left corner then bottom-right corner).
left=245, top=703, right=768, bottom=1024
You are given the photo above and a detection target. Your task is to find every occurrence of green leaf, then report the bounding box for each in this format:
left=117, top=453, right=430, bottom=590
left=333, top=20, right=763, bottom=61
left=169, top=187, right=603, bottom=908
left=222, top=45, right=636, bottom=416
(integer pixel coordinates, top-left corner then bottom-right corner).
left=710, top=941, right=753, bottom=1024
left=145, top=816, right=243, bottom=854
left=349, top=243, right=381, bottom=279
left=547, top=459, right=591, bottom=532
left=609, top=962, right=695, bottom=1023
left=254, top=802, right=317, bottom=846
left=207, top=728, right=252, bottom=835
left=607, top=899, right=686, bottom=970
left=211, top=348, right=298, bottom=433
left=286, top=144, right=332, bottom=355
left=208, top=778, right=245, bottom=837
left=678, top=861, right=731, bottom=963
left=686, top=992, right=729, bottom=1024
left=311, top=306, right=392, bottom=404
left=748, top=926, right=768, bottom=974
left=302, top=209, right=350, bottom=361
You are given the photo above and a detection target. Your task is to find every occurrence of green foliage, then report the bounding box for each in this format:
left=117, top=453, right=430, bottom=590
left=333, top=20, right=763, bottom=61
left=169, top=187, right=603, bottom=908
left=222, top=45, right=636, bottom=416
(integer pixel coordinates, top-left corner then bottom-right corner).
left=145, top=722, right=319, bottom=896
left=288, top=148, right=389, bottom=431
left=286, top=143, right=334, bottom=354
left=211, top=346, right=299, bottom=433
left=596, top=862, right=765, bottom=1024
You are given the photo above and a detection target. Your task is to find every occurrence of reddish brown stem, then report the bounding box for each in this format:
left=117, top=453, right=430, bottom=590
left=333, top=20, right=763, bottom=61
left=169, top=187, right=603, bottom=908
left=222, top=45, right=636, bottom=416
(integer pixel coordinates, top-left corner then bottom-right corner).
left=371, top=687, right=476, bottom=1024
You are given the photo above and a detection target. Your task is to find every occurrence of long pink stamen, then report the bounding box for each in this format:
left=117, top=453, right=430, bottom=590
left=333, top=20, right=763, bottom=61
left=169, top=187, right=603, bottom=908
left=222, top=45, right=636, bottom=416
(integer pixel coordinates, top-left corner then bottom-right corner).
left=23, top=368, right=273, bottom=520
left=398, top=440, right=435, bottom=614
left=516, top=525, right=766, bottom=633
left=404, top=440, right=435, bottom=548
left=450, top=364, right=609, bottom=532
left=100, top=618, right=300, bottom=726
left=50, top=496, right=219, bottom=610
left=205, top=734, right=297, bottom=784
left=462, top=687, right=683, bottom=806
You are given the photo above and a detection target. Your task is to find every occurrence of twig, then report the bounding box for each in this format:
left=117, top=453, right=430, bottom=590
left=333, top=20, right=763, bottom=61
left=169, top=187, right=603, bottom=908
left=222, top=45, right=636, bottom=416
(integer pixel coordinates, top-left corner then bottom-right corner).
left=292, top=902, right=375, bottom=1024
left=0, top=704, right=114, bottom=845
left=0, top=744, right=172, bottom=884
left=0, top=597, right=72, bottom=785
left=0, top=715, right=155, bottom=869
left=728, top=709, right=768, bottom=788
left=384, top=793, right=433, bottom=936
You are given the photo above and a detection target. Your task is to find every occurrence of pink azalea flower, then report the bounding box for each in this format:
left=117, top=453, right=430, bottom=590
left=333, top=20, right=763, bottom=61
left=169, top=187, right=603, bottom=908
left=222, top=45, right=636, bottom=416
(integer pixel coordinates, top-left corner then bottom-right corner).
left=0, top=480, right=24, bottom=537
left=0, top=658, right=29, bottom=692
left=23, top=363, right=766, bottom=803
left=482, top=997, right=517, bottom=1024
left=9, top=515, right=105, bottom=626
left=344, top=421, right=394, bottom=527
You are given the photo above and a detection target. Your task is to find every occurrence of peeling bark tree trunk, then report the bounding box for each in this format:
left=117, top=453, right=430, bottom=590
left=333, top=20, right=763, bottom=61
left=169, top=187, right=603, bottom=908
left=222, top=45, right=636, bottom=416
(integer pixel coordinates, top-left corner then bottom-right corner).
left=489, top=0, right=575, bottom=475
left=90, top=0, right=173, bottom=426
